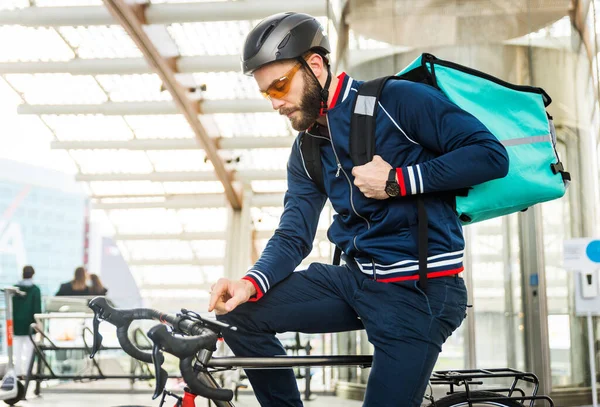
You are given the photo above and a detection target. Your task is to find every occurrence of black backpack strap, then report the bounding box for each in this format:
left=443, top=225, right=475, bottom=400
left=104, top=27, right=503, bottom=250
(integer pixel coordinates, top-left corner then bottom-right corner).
left=417, top=196, right=428, bottom=290
left=350, top=76, right=430, bottom=289
left=300, top=132, right=326, bottom=195
left=301, top=132, right=342, bottom=266
left=332, top=246, right=342, bottom=266
left=350, top=76, right=400, bottom=166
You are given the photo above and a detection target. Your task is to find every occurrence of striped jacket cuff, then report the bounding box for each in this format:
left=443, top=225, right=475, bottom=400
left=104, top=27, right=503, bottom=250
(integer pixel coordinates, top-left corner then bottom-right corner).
left=396, top=164, right=424, bottom=196
left=243, top=269, right=270, bottom=302
left=242, top=276, right=263, bottom=302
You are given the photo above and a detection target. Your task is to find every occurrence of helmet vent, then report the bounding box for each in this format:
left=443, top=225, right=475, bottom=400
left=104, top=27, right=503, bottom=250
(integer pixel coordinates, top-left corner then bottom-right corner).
left=257, top=23, right=277, bottom=49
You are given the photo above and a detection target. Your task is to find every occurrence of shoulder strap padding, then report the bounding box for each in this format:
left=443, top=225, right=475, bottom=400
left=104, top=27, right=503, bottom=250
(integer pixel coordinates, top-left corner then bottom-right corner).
left=300, top=132, right=326, bottom=195
left=350, top=76, right=401, bottom=166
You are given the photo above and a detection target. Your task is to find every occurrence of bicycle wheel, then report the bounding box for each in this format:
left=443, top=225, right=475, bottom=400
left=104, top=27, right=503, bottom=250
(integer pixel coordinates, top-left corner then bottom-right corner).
left=429, top=390, right=523, bottom=407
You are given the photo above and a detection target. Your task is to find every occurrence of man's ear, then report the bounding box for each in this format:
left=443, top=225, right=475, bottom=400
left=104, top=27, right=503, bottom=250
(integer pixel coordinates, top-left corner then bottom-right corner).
left=306, top=53, right=326, bottom=79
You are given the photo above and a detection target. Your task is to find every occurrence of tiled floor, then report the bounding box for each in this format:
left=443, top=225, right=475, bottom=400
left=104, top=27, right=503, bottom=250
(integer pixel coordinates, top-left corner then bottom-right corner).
left=9, top=379, right=597, bottom=406
left=13, top=380, right=363, bottom=407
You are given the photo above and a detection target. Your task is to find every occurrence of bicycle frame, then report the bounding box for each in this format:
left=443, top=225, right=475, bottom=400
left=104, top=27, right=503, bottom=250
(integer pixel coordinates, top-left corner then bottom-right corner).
left=87, top=298, right=553, bottom=407
left=177, top=350, right=373, bottom=407
left=191, top=352, right=554, bottom=407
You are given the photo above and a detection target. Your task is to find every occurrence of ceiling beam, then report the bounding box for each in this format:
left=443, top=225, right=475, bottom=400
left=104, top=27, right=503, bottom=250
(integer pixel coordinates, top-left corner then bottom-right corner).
left=0, top=1, right=327, bottom=27
left=79, top=169, right=287, bottom=182
left=91, top=192, right=284, bottom=209
left=50, top=137, right=295, bottom=151
left=114, top=230, right=329, bottom=241
left=128, top=258, right=223, bottom=266
left=92, top=194, right=226, bottom=209
left=117, top=231, right=226, bottom=240
left=129, top=255, right=333, bottom=268
left=0, top=49, right=403, bottom=75
left=17, top=99, right=272, bottom=116
left=102, top=0, right=241, bottom=208
left=138, top=284, right=213, bottom=291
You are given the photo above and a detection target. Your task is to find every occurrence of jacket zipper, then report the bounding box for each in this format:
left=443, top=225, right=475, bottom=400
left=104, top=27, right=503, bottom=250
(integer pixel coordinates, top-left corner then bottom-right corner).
left=324, top=117, right=376, bottom=279
left=323, top=117, right=371, bottom=230
left=304, top=123, right=375, bottom=279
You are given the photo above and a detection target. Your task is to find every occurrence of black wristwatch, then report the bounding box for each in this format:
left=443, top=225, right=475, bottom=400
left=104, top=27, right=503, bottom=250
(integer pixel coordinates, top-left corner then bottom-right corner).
left=385, top=168, right=400, bottom=198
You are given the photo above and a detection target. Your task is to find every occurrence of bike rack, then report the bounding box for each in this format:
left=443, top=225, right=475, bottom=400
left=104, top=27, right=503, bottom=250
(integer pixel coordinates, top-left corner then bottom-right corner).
left=430, top=368, right=555, bottom=407
left=283, top=332, right=314, bottom=401
left=23, top=322, right=156, bottom=396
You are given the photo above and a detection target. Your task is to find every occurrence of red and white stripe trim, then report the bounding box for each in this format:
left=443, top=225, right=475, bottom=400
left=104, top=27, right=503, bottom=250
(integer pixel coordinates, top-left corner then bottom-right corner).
left=396, top=164, right=424, bottom=196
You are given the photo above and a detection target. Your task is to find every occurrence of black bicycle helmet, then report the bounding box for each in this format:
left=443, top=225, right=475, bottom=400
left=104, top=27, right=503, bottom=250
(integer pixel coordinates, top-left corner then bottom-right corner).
left=242, top=12, right=333, bottom=114
left=242, top=12, right=331, bottom=75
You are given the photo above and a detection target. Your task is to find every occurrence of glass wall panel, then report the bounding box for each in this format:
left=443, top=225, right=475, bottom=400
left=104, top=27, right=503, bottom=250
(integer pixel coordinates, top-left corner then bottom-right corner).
left=464, top=215, right=525, bottom=370
left=542, top=140, right=583, bottom=387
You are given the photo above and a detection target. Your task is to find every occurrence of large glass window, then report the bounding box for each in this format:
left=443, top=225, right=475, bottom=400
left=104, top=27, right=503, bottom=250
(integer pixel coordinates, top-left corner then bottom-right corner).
left=464, top=215, right=525, bottom=371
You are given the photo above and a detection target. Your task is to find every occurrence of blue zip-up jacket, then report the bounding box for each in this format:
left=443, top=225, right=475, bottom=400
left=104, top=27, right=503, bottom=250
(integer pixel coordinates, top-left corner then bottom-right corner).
left=243, top=73, right=509, bottom=300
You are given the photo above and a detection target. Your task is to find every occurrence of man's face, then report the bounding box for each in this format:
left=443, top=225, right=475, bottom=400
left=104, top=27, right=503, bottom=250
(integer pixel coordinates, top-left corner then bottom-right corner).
left=254, top=60, right=321, bottom=131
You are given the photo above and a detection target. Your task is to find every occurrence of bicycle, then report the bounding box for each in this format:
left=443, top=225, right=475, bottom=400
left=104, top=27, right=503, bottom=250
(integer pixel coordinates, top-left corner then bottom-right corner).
left=88, top=297, right=554, bottom=407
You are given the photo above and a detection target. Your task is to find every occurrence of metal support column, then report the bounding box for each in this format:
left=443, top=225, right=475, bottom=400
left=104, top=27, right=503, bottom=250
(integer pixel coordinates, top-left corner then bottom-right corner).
left=224, top=188, right=253, bottom=279
left=519, top=206, right=552, bottom=396
left=503, top=216, right=518, bottom=369
left=359, top=330, right=371, bottom=384
left=237, top=188, right=254, bottom=275
left=463, top=226, right=477, bottom=369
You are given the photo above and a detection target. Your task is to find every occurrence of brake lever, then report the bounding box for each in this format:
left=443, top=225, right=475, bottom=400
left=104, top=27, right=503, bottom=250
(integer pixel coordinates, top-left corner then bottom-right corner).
left=89, top=311, right=103, bottom=359
left=151, top=341, right=168, bottom=400
left=180, top=309, right=237, bottom=334
left=89, top=297, right=155, bottom=363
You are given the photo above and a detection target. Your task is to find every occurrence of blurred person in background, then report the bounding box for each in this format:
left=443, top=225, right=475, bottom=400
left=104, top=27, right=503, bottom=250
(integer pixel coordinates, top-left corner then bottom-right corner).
left=13, top=265, right=42, bottom=377
left=89, top=274, right=108, bottom=296
left=56, top=266, right=90, bottom=296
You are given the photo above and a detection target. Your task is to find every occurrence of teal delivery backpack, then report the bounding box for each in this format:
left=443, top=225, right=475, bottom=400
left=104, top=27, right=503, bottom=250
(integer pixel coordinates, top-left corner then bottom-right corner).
left=395, top=53, right=570, bottom=224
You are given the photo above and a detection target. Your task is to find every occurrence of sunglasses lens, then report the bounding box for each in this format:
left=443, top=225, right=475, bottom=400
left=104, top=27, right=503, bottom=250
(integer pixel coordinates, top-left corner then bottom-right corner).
left=266, top=77, right=292, bottom=100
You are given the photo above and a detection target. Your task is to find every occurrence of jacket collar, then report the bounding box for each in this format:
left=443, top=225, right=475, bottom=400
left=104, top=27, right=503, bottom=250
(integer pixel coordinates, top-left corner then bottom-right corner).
left=328, top=72, right=354, bottom=110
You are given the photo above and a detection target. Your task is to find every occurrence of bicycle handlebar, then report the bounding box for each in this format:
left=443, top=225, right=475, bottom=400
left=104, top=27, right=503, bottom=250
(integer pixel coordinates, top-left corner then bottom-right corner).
left=147, top=324, right=233, bottom=401
left=88, top=296, right=234, bottom=402
left=89, top=297, right=163, bottom=363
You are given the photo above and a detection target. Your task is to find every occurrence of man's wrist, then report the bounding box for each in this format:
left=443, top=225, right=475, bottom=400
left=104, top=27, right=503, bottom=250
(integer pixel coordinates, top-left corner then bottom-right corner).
left=241, top=278, right=257, bottom=297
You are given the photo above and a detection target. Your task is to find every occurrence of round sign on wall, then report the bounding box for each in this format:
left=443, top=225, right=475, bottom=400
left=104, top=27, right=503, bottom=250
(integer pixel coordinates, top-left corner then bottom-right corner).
left=586, top=240, right=600, bottom=263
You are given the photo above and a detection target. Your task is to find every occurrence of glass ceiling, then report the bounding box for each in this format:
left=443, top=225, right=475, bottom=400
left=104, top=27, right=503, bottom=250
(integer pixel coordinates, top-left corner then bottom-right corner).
left=0, top=0, right=580, bottom=310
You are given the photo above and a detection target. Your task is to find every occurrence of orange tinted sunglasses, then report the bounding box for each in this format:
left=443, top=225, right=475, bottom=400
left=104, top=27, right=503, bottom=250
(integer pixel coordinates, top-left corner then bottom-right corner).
left=261, top=60, right=304, bottom=100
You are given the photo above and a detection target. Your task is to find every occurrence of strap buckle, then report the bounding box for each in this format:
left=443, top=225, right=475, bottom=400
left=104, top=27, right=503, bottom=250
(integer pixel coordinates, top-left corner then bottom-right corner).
left=319, top=100, right=328, bottom=116
left=550, top=162, right=564, bottom=174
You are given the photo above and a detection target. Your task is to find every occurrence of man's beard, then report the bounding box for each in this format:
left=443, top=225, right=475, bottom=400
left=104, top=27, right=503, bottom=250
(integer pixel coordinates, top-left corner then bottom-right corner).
left=279, top=69, right=322, bottom=131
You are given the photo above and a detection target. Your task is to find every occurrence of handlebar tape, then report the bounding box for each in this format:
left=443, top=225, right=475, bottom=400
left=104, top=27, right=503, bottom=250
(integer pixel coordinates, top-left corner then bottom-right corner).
left=180, top=356, right=233, bottom=402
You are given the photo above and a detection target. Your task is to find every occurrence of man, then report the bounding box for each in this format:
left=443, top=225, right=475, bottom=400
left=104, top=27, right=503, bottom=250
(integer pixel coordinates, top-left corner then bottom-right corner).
left=209, top=12, right=509, bottom=406
left=13, top=265, right=42, bottom=377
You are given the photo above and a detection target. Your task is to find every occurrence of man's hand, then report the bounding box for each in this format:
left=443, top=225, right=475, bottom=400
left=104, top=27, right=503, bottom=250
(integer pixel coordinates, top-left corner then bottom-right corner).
left=208, top=278, right=257, bottom=315
left=352, top=155, right=393, bottom=199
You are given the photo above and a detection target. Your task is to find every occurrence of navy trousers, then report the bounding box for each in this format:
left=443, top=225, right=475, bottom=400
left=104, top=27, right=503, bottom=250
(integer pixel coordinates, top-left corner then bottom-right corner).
left=217, top=261, right=467, bottom=407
